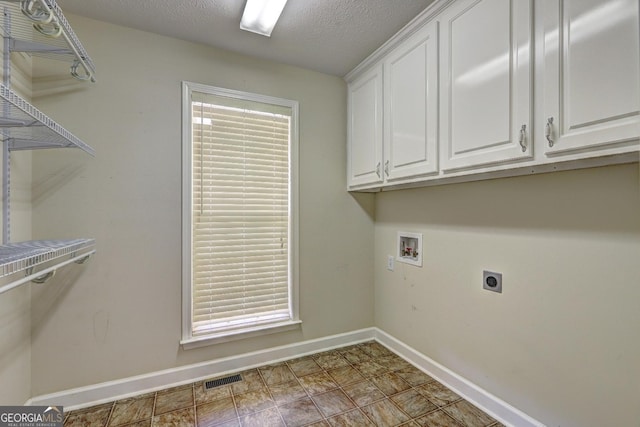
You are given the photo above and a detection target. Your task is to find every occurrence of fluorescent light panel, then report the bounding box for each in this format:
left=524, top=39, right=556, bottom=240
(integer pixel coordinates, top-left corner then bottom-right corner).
left=240, top=0, right=288, bottom=37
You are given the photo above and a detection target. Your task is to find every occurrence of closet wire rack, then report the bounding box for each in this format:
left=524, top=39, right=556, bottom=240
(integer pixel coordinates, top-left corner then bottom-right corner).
left=0, top=238, right=95, bottom=294
left=0, top=83, right=95, bottom=154
left=0, top=0, right=97, bottom=293
left=0, top=0, right=96, bottom=81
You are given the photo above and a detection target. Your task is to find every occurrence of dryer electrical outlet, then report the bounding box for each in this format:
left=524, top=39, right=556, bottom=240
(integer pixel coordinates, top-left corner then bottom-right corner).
left=483, top=271, right=502, bottom=293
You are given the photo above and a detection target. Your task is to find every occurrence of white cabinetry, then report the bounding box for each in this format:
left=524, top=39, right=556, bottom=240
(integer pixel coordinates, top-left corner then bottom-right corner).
left=347, top=65, right=383, bottom=188
left=346, top=0, right=639, bottom=192
left=440, top=0, right=533, bottom=171
left=383, top=22, right=439, bottom=181
left=539, top=0, right=640, bottom=155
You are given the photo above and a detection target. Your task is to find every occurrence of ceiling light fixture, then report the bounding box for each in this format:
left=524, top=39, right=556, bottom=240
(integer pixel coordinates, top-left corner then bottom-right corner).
left=240, top=0, right=288, bottom=37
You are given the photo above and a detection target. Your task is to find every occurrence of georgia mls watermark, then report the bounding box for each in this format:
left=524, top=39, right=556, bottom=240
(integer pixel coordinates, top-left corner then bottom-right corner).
left=0, top=406, right=63, bottom=427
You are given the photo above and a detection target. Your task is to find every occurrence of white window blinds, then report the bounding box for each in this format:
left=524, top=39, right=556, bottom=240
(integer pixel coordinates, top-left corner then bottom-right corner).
left=190, top=91, right=292, bottom=337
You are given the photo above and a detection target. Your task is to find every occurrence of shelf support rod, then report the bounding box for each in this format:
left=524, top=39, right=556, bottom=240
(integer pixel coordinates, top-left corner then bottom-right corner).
left=0, top=249, right=95, bottom=295
left=2, top=7, right=12, bottom=244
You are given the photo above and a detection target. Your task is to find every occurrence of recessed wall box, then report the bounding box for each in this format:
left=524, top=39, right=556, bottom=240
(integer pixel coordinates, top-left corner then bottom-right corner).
left=483, top=270, right=502, bottom=293
left=397, top=232, right=422, bottom=267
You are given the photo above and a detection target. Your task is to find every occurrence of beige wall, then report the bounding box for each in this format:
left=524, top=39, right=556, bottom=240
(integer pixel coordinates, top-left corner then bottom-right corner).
left=374, top=163, right=640, bottom=427
left=29, top=15, right=375, bottom=396
left=0, top=284, right=30, bottom=404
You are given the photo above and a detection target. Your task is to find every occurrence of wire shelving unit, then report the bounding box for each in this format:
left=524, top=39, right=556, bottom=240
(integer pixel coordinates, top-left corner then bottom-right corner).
left=0, top=0, right=96, bottom=292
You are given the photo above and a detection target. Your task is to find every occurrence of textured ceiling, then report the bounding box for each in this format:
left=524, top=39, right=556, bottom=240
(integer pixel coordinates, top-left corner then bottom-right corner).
left=56, top=0, right=434, bottom=76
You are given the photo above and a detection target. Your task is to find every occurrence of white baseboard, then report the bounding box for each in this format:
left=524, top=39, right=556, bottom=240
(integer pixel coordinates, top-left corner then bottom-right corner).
left=31, top=327, right=543, bottom=427
left=373, top=328, right=545, bottom=427
left=31, top=327, right=376, bottom=410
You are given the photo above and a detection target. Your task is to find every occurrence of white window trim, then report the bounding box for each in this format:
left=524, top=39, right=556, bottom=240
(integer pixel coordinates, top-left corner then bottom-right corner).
left=180, top=81, right=300, bottom=349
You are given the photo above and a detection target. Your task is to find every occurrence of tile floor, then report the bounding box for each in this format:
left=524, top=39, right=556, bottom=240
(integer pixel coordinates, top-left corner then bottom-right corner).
left=64, top=341, right=504, bottom=427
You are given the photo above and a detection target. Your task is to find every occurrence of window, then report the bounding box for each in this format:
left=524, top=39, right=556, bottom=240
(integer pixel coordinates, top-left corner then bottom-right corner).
left=181, top=82, right=299, bottom=349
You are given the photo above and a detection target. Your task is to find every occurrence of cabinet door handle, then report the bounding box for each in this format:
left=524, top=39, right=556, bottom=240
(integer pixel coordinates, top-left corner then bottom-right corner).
left=376, top=162, right=381, bottom=178
left=519, top=124, right=527, bottom=152
left=545, top=117, right=554, bottom=147
left=384, top=160, right=389, bottom=176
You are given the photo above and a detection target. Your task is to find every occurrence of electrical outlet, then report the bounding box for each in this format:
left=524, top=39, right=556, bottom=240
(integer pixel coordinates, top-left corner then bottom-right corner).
left=483, top=271, right=502, bottom=293
left=387, top=255, right=395, bottom=271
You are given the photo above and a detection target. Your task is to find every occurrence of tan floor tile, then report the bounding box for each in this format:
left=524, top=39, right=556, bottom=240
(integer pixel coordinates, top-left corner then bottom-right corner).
left=196, top=397, right=237, bottom=426
left=341, top=347, right=371, bottom=364
left=353, top=360, right=389, bottom=378
left=278, top=397, right=324, bottom=427
left=313, top=351, right=351, bottom=370
left=231, top=370, right=266, bottom=395
left=391, top=389, right=437, bottom=418
left=443, top=401, right=496, bottom=427
left=414, top=409, right=464, bottom=427
left=337, top=344, right=360, bottom=353
left=369, top=372, right=412, bottom=396
left=206, top=419, right=240, bottom=427
left=109, top=396, right=154, bottom=426
left=359, top=341, right=393, bottom=358
left=417, top=382, right=461, bottom=407
left=195, top=382, right=232, bottom=405
left=151, top=407, right=195, bottom=426
left=287, top=357, right=323, bottom=377
left=117, top=421, right=151, bottom=427
left=342, top=380, right=385, bottom=407
left=327, top=409, right=375, bottom=427
left=65, top=403, right=113, bottom=427
left=234, top=388, right=275, bottom=417
left=312, top=389, right=356, bottom=418
left=327, top=366, right=365, bottom=387
left=258, top=363, right=296, bottom=386
left=361, top=399, right=410, bottom=426
left=267, top=379, right=307, bottom=404
left=394, top=366, right=435, bottom=387
left=158, top=383, right=193, bottom=394
left=154, top=387, right=194, bottom=415
left=377, top=355, right=413, bottom=371
left=239, top=407, right=283, bottom=427
left=298, top=371, right=339, bottom=395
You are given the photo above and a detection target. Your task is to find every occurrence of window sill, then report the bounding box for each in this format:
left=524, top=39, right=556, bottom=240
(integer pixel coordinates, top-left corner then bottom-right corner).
left=180, top=319, right=302, bottom=350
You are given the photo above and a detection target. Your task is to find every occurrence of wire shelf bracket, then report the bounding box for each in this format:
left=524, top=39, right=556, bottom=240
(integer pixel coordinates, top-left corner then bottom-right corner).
left=0, top=238, right=95, bottom=295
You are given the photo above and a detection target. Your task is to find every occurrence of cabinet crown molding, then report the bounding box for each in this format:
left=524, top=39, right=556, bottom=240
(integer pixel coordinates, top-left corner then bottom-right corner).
left=344, top=0, right=455, bottom=83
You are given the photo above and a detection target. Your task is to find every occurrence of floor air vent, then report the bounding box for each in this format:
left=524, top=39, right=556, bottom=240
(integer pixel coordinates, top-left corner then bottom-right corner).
left=204, top=374, right=242, bottom=390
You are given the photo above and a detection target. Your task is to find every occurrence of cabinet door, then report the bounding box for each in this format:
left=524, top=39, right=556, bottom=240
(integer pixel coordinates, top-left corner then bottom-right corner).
left=541, top=0, right=640, bottom=155
left=440, top=0, right=533, bottom=171
left=384, top=23, right=439, bottom=181
left=348, top=65, right=383, bottom=188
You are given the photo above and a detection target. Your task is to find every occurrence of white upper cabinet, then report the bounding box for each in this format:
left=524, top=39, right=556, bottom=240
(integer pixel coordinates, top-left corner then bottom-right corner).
left=540, top=0, right=640, bottom=155
left=348, top=65, right=384, bottom=188
left=383, top=22, right=439, bottom=181
left=346, top=0, right=639, bottom=191
left=440, top=0, right=533, bottom=171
